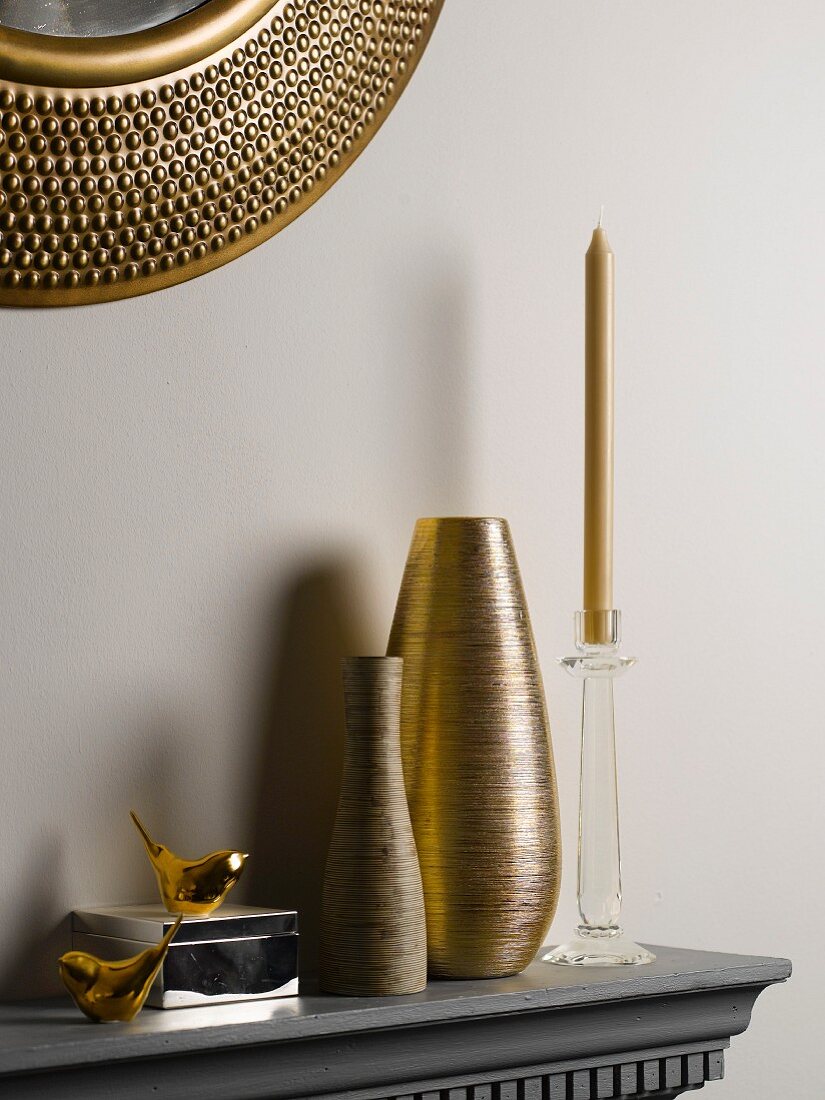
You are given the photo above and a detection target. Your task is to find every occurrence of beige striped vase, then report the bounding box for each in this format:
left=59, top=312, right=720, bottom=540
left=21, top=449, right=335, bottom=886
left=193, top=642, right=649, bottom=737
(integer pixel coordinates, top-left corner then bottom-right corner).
left=320, top=657, right=427, bottom=996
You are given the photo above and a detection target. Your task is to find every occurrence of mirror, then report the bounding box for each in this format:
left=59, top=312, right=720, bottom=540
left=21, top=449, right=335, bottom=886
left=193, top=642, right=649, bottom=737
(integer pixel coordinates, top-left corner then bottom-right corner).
left=0, top=0, right=209, bottom=38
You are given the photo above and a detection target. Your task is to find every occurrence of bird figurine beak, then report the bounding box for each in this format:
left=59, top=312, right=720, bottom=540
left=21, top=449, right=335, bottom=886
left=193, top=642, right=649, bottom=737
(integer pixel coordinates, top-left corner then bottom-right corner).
left=59, top=915, right=182, bottom=1023
left=130, top=810, right=249, bottom=916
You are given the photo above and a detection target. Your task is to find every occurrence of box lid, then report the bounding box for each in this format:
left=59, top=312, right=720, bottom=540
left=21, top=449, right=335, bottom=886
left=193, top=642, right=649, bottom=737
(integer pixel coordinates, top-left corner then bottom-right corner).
left=71, top=903, right=297, bottom=944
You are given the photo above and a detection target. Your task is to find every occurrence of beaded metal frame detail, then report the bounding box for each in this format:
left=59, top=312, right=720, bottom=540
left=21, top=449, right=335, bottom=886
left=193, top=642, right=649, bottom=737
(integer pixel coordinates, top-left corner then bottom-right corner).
left=0, top=0, right=442, bottom=306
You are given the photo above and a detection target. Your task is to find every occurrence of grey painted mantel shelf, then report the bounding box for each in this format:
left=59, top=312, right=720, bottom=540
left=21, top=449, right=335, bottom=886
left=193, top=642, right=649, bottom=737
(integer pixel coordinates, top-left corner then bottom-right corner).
left=0, top=945, right=789, bottom=1099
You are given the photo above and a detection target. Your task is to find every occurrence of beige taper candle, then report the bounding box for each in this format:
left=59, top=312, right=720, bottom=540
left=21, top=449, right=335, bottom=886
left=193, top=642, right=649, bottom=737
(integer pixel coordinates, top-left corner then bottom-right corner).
left=583, top=216, right=614, bottom=643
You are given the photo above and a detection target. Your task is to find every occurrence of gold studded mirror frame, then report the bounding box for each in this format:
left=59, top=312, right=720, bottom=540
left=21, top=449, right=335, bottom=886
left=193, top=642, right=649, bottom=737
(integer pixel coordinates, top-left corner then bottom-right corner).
left=0, top=0, right=443, bottom=306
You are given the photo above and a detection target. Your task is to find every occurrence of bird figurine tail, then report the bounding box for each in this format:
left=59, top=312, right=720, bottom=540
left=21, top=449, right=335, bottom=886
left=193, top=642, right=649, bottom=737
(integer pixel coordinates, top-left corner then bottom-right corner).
left=152, top=913, right=184, bottom=957
left=129, top=809, right=163, bottom=860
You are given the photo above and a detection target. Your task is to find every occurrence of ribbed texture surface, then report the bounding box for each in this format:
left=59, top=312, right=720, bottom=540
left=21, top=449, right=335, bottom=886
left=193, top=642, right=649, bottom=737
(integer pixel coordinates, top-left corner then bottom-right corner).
left=320, top=656, right=427, bottom=996
left=387, top=518, right=561, bottom=978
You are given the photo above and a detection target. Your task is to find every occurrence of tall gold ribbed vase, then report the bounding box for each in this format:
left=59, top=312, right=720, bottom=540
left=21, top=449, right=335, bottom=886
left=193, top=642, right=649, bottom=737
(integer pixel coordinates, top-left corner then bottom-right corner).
left=387, top=518, right=561, bottom=979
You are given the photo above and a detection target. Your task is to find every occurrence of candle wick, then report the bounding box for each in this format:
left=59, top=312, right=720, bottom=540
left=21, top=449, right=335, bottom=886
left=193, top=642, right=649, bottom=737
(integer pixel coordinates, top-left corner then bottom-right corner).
left=598, top=204, right=605, bottom=229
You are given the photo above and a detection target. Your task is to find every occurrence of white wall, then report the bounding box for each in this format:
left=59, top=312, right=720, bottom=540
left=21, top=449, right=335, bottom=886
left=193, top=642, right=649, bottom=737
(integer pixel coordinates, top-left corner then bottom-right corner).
left=1, top=1, right=820, bottom=1093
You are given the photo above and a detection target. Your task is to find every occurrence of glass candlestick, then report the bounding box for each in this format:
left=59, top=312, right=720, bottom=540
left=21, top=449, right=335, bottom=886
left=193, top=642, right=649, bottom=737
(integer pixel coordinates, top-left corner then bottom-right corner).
left=543, top=610, right=654, bottom=966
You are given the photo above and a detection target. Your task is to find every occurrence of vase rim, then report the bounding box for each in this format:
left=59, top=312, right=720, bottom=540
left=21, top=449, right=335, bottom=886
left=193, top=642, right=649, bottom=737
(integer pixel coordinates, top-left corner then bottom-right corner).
left=415, top=516, right=508, bottom=524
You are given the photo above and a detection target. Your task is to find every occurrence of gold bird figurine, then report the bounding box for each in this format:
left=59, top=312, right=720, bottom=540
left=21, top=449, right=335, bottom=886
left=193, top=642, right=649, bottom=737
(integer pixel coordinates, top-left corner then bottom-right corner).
left=130, top=810, right=248, bottom=916
left=59, top=915, right=182, bottom=1023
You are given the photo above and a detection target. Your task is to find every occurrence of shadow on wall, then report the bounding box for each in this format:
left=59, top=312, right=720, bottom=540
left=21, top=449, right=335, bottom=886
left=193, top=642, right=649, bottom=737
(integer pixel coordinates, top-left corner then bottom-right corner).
left=242, top=561, right=371, bottom=979
left=0, top=837, right=66, bottom=1000
left=242, top=251, right=476, bottom=976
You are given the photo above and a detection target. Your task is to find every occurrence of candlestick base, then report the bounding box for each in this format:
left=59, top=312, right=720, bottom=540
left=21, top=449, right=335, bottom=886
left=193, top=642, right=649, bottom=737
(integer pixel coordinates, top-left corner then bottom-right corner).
left=543, top=610, right=654, bottom=968
left=543, top=927, right=655, bottom=967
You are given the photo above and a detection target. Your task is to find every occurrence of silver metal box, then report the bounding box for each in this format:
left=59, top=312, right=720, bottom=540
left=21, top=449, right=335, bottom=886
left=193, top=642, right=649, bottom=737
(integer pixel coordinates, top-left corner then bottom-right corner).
left=71, top=903, right=299, bottom=1009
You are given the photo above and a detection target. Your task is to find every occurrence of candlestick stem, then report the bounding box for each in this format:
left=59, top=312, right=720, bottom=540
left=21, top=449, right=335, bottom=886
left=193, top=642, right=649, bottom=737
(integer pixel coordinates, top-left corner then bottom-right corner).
left=543, top=610, right=654, bottom=966
left=579, top=672, right=621, bottom=927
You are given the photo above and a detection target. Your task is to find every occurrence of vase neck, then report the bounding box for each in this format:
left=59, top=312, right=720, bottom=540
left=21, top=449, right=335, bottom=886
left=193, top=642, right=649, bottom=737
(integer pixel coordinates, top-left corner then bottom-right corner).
left=341, top=656, right=403, bottom=757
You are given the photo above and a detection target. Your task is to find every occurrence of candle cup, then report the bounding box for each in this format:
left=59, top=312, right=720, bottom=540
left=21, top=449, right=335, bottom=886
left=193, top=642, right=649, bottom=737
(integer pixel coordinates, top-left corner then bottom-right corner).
left=543, top=610, right=654, bottom=967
